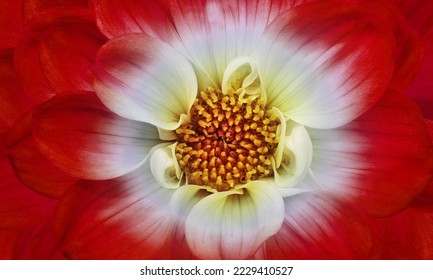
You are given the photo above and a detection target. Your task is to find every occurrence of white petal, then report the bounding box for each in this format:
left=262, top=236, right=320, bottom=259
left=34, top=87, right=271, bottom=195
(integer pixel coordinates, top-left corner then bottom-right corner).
left=184, top=182, right=284, bottom=259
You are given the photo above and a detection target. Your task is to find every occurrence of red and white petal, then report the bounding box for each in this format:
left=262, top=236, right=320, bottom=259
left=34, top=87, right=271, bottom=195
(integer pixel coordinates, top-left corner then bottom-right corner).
left=32, top=93, right=163, bottom=180
left=0, top=49, right=33, bottom=132
left=261, top=192, right=385, bottom=259
left=14, top=8, right=106, bottom=103
left=184, top=182, right=284, bottom=259
left=92, top=34, right=197, bottom=131
left=7, top=111, right=78, bottom=198
left=54, top=161, right=175, bottom=259
left=0, top=0, right=22, bottom=49
left=382, top=205, right=433, bottom=259
left=167, top=185, right=210, bottom=259
left=90, top=0, right=176, bottom=40
left=0, top=134, right=57, bottom=228
left=256, top=1, right=396, bottom=128
left=161, top=0, right=294, bottom=88
left=307, top=91, right=433, bottom=216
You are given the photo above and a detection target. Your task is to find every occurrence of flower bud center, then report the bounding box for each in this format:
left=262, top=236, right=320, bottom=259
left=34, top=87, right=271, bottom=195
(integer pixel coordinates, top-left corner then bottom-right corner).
left=175, top=87, right=280, bottom=191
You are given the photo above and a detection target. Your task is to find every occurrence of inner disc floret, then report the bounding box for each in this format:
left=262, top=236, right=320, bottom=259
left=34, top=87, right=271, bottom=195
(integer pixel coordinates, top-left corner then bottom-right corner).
left=175, top=87, right=280, bottom=192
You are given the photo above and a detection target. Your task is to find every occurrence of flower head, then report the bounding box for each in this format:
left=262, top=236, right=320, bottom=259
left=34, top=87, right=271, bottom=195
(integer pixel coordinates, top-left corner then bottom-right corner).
left=2, top=0, right=433, bottom=259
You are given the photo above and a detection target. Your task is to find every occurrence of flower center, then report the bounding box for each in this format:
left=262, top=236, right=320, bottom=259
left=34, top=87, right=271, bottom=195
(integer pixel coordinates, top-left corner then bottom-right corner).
left=175, top=87, right=280, bottom=191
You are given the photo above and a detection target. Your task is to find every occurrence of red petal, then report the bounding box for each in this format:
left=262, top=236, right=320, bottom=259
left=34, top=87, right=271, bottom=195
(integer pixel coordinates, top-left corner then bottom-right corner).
left=392, top=0, right=433, bottom=39
left=23, top=0, right=88, bottom=22
left=7, top=111, right=78, bottom=198
left=32, top=93, right=163, bottom=180
left=406, top=32, right=433, bottom=119
left=0, top=220, right=65, bottom=259
left=382, top=206, right=433, bottom=259
left=14, top=8, right=106, bottom=103
left=388, top=22, right=423, bottom=92
left=308, top=90, right=433, bottom=216
left=0, top=0, right=22, bottom=49
left=0, top=134, right=57, bottom=228
left=90, top=0, right=176, bottom=40
left=0, top=49, right=33, bottom=132
left=262, top=192, right=386, bottom=259
left=54, top=162, right=175, bottom=259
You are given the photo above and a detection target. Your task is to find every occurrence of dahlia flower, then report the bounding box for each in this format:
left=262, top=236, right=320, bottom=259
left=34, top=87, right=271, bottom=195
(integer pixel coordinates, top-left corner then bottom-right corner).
left=1, top=0, right=433, bottom=259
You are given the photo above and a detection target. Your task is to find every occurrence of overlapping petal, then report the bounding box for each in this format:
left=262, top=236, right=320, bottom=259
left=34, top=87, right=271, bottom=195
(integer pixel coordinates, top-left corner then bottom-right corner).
left=7, top=111, right=78, bottom=198
left=14, top=8, right=106, bottom=103
left=0, top=49, right=32, bottom=132
left=261, top=192, right=385, bottom=259
left=406, top=32, right=433, bottom=119
left=0, top=134, right=57, bottom=228
left=392, top=0, right=433, bottom=39
left=90, top=0, right=176, bottom=40
left=0, top=219, right=65, bottom=259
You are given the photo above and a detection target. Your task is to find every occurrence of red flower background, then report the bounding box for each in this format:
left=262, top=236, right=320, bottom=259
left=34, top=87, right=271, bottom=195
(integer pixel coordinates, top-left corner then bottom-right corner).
left=0, top=0, right=433, bottom=259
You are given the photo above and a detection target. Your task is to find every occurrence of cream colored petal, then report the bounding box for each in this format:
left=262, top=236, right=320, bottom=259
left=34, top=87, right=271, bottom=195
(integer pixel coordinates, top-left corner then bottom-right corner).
left=221, top=56, right=265, bottom=102
left=150, top=143, right=183, bottom=189
left=184, top=181, right=284, bottom=259
left=273, top=121, right=313, bottom=197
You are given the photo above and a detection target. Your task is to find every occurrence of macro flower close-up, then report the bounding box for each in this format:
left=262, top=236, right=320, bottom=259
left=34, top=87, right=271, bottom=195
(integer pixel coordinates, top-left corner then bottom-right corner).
left=1, top=0, right=433, bottom=260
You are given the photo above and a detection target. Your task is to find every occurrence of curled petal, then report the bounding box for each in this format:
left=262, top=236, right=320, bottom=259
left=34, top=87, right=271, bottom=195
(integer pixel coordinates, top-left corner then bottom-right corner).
left=92, top=34, right=197, bottom=130
left=222, top=56, right=264, bottom=101
left=184, top=182, right=284, bottom=259
left=150, top=144, right=183, bottom=189
left=164, top=0, right=294, bottom=88
left=273, top=121, right=313, bottom=196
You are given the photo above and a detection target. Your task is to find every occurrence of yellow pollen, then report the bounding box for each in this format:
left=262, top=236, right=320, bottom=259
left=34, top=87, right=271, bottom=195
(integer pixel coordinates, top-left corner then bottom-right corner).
left=175, top=88, right=280, bottom=192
